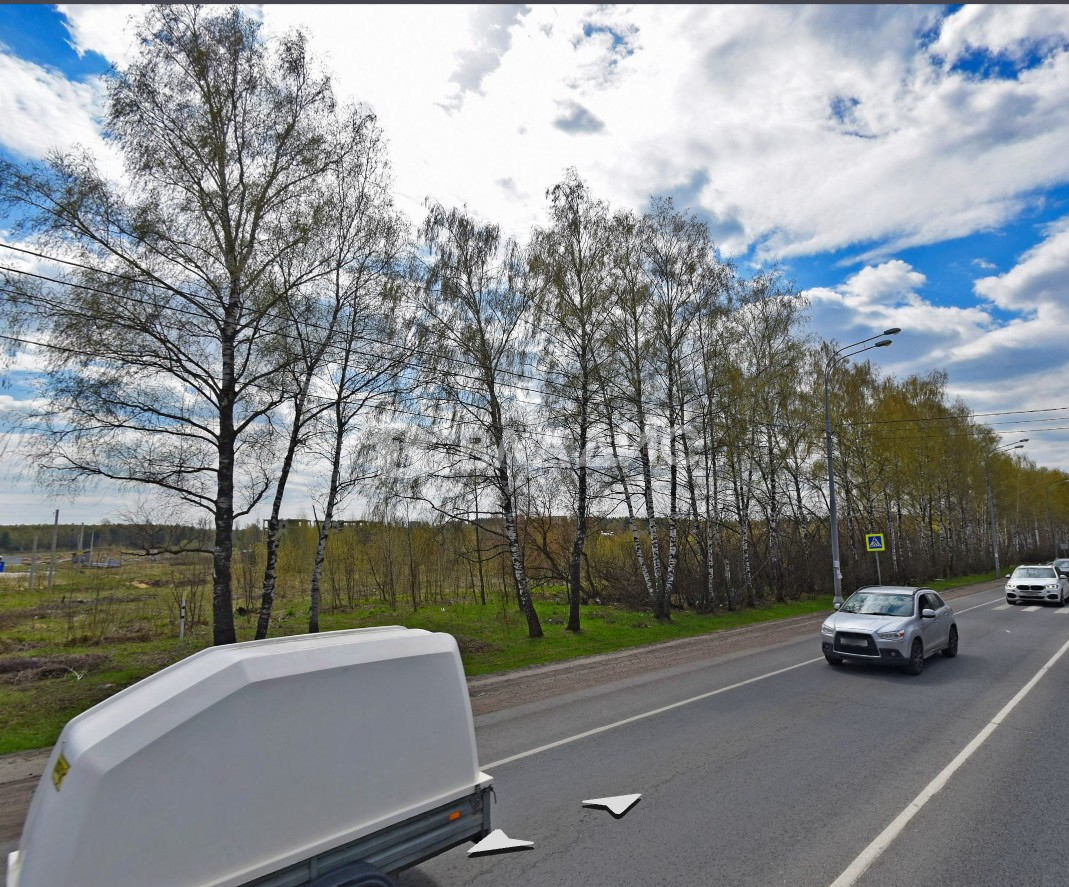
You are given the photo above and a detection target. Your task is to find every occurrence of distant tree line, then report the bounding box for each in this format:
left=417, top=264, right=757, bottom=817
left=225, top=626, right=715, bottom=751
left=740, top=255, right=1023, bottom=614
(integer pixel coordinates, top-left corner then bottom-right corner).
left=0, top=521, right=209, bottom=555
left=2, top=5, right=1067, bottom=643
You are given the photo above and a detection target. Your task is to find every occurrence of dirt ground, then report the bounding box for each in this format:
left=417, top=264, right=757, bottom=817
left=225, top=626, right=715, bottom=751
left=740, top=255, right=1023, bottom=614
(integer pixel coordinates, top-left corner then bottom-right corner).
left=0, top=581, right=994, bottom=852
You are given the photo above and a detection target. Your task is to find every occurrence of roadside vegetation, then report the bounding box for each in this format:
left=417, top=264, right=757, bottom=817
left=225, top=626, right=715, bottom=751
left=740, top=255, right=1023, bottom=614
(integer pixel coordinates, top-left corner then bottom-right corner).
left=0, top=535, right=1001, bottom=756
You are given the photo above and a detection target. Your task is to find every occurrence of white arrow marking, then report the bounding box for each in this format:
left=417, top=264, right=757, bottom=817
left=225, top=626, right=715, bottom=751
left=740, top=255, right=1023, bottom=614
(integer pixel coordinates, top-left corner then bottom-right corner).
left=468, top=829, right=534, bottom=855
left=582, top=793, right=642, bottom=817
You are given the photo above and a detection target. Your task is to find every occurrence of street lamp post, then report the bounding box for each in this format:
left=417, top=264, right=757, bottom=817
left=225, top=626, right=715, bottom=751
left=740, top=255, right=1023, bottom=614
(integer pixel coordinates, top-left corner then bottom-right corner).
left=825, top=328, right=901, bottom=607
left=984, top=439, right=1027, bottom=577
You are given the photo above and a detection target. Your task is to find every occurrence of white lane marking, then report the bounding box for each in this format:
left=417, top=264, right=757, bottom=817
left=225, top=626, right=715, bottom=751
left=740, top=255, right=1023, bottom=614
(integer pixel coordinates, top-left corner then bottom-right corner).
left=1057, top=608, right=1069, bottom=614
left=994, top=604, right=1012, bottom=611
left=828, top=633, right=1069, bottom=887
left=955, top=599, right=1003, bottom=614
left=482, top=657, right=823, bottom=770
left=1024, top=605, right=1042, bottom=612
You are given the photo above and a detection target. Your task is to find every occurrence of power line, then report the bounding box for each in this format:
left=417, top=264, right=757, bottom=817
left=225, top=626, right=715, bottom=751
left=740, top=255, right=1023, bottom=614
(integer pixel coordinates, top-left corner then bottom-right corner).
left=5, top=246, right=1067, bottom=461
left=842, top=405, right=1069, bottom=427
left=0, top=242, right=562, bottom=395
left=0, top=269, right=550, bottom=402
left=0, top=328, right=582, bottom=447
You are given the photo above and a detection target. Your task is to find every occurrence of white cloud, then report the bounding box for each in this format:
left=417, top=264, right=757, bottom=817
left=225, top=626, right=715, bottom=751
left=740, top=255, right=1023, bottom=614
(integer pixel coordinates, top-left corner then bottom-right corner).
left=27, top=4, right=1069, bottom=265
left=0, top=52, right=107, bottom=160
left=57, top=4, right=165, bottom=67
left=804, top=260, right=995, bottom=388
left=803, top=241, right=1069, bottom=474
left=933, top=4, right=1069, bottom=65
left=973, top=217, right=1069, bottom=318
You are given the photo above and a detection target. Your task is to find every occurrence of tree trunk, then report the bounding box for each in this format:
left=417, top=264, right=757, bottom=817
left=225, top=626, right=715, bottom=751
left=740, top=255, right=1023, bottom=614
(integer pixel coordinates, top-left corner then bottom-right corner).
left=255, top=394, right=308, bottom=640
left=213, top=350, right=238, bottom=645
left=567, top=412, right=589, bottom=632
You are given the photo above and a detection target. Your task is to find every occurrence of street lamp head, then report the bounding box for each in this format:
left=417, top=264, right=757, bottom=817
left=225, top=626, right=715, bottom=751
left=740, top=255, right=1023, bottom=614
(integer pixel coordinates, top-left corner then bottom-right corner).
left=883, top=327, right=902, bottom=336
left=875, top=339, right=893, bottom=347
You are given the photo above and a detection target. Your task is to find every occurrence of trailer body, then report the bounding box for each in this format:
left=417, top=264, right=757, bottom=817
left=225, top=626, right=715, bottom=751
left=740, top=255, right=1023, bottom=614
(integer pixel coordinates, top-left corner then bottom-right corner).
left=7, top=626, right=492, bottom=887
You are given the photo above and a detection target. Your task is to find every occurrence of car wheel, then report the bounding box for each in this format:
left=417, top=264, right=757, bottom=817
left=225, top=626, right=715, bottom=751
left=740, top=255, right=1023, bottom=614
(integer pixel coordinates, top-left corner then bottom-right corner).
left=941, top=625, right=958, bottom=658
left=904, top=639, right=924, bottom=675
left=825, top=653, right=844, bottom=666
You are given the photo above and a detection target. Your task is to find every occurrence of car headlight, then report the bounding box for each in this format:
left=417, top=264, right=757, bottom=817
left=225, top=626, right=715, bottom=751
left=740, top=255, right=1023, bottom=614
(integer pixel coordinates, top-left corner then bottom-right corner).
left=877, top=628, right=906, bottom=640
left=821, top=623, right=834, bottom=636
left=1047, top=584, right=1060, bottom=590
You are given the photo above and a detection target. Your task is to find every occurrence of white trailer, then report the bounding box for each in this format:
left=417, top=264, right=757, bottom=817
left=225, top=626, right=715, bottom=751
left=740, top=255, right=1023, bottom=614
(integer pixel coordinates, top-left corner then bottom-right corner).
left=7, top=626, right=493, bottom=887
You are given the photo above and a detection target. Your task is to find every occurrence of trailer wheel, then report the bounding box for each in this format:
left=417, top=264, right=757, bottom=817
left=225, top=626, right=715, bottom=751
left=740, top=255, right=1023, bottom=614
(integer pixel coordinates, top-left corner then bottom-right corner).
left=307, top=861, right=397, bottom=887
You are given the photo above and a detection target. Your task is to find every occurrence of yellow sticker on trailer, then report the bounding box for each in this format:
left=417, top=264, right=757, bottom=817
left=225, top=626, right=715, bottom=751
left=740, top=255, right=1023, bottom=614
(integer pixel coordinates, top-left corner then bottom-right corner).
left=866, top=534, right=885, bottom=552
left=52, top=753, right=70, bottom=791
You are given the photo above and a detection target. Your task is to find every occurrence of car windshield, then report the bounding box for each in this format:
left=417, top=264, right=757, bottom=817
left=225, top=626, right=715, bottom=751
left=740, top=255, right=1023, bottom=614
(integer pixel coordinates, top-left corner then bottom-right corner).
left=1053, top=560, right=1069, bottom=571
left=1013, top=567, right=1056, bottom=579
left=839, top=592, right=914, bottom=616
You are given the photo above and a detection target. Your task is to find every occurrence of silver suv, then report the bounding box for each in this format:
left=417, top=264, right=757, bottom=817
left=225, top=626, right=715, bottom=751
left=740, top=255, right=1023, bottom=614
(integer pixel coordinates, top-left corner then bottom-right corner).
left=820, top=586, right=958, bottom=675
left=1005, top=565, right=1068, bottom=606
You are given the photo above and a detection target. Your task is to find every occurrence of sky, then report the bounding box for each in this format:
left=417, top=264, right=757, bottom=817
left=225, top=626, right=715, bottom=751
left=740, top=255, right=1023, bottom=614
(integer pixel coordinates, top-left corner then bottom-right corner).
left=2, top=3, right=1069, bottom=527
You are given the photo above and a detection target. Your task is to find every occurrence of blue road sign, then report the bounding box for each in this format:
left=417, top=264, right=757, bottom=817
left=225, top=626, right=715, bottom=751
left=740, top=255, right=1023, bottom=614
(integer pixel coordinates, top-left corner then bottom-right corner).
left=866, top=533, right=885, bottom=552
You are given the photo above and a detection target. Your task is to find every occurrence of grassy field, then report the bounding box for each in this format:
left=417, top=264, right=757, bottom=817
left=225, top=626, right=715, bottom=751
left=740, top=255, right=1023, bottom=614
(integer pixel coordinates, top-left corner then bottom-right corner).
left=0, top=559, right=996, bottom=755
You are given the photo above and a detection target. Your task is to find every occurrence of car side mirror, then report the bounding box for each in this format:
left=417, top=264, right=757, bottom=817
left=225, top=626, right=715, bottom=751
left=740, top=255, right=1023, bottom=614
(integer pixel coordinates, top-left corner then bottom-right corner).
left=1004, top=574, right=1011, bottom=579
left=921, top=608, right=937, bottom=619
left=832, top=601, right=841, bottom=611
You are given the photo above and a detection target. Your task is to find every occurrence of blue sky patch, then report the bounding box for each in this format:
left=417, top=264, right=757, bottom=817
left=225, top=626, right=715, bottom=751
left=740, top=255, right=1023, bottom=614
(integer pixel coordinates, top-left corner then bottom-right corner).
left=0, top=5, right=111, bottom=81
left=950, top=44, right=1058, bottom=81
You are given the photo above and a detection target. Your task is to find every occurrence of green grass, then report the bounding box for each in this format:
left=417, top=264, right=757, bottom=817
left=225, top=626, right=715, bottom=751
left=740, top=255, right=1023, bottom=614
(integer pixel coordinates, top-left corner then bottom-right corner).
left=318, top=595, right=837, bottom=677
left=922, top=572, right=1002, bottom=591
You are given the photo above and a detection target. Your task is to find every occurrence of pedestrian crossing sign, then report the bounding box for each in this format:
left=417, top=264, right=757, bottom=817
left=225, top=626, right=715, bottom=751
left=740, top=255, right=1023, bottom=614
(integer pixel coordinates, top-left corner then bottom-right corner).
left=866, top=533, right=885, bottom=552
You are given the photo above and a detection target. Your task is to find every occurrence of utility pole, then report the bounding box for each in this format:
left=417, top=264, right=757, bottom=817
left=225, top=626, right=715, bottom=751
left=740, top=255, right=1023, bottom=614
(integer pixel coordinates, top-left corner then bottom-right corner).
left=29, top=533, right=39, bottom=591
left=984, top=439, right=1027, bottom=577
left=47, top=509, right=59, bottom=589
left=824, top=329, right=901, bottom=607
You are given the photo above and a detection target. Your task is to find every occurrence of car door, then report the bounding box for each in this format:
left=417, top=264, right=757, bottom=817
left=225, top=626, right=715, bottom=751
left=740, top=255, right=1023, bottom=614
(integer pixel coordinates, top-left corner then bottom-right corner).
left=930, top=592, right=953, bottom=647
left=918, top=592, right=947, bottom=650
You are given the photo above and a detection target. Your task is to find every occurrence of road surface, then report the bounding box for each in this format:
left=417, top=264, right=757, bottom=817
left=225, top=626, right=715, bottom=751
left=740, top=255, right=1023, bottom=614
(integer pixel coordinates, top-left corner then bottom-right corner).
left=398, top=582, right=1069, bottom=887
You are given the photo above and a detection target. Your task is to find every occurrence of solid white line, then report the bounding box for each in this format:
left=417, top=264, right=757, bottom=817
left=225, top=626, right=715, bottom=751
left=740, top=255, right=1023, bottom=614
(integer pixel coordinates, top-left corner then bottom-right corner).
left=483, top=656, right=823, bottom=770
left=828, top=632, right=1069, bottom=887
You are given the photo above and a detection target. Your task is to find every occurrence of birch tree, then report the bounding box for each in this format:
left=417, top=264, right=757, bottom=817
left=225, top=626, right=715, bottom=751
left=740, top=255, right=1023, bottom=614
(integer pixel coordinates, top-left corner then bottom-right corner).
left=0, top=5, right=346, bottom=644
left=414, top=202, right=544, bottom=638
left=530, top=170, right=616, bottom=632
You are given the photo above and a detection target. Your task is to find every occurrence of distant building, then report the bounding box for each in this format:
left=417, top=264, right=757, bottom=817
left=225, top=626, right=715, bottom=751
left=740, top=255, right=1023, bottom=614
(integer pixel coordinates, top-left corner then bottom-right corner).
left=262, top=518, right=349, bottom=531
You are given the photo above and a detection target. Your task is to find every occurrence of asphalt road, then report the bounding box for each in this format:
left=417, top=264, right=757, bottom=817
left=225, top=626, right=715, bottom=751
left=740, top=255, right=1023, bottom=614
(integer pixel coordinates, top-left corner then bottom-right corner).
left=397, top=584, right=1069, bottom=887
